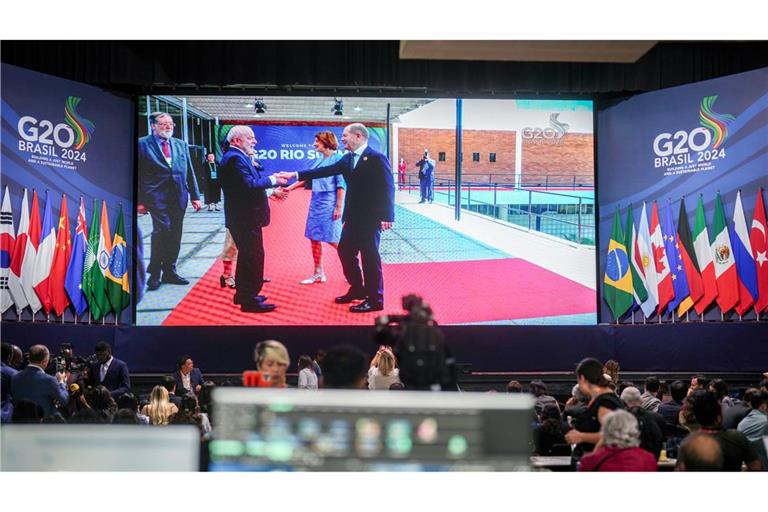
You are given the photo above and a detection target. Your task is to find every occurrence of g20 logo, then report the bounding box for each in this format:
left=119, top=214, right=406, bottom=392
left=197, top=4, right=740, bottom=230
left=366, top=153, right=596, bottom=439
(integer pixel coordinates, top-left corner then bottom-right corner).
left=18, top=116, right=77, bottom=148
left=652, top=127, right=712, bottom=157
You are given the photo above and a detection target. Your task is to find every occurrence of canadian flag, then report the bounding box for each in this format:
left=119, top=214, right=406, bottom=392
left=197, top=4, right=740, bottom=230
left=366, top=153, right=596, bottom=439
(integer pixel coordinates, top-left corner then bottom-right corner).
left=650, top=201, right=674, bottom=313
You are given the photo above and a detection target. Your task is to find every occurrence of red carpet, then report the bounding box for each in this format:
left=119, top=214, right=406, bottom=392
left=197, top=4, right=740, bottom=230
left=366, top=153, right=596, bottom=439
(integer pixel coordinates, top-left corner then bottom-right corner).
left=162, top=190, right=596, bottom=326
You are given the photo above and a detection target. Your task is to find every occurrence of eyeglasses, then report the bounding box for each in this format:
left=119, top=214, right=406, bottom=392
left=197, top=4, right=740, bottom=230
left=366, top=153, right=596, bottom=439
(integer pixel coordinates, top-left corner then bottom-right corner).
left=155, top=122, right=175, bottom=128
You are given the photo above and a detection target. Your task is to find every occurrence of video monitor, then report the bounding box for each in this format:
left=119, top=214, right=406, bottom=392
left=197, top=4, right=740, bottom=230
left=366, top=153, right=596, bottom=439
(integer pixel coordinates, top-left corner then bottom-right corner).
left=1, top=425, right=200, bottom=471
left=135, top=96, right=596, bottom=326
left=209, top=388, right=534, bottom=471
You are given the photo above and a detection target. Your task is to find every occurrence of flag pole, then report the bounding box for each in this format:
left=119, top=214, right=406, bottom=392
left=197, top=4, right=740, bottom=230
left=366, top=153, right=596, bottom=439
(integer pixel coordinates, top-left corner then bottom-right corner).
left=671, top=310, right=675, bottom=323
left=631, top=310, right=635, bottom=325
left=686, top=310, right=689, bottom=322
left=88, top=310, right=91, bottom=325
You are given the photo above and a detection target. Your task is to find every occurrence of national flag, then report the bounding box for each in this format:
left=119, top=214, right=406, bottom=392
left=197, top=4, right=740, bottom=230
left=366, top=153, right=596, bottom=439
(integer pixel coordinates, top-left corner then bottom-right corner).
left=32, top=191, right=57, bottom=314
left=603, top=209, right=634, bottom=320
left=21, top=189, right=42, bottom=313
left=49, top=194, right=72, bottom=316
left=676, top=197, right=704, bottom=316
left=0, top=186, right=15, bottom=313
left=650, top=201, right=674, bottom=313
left=710, top=192, right=739, bottom=313
left=637, top=202, right=659, bottom=318
left=8, top=189, right=30, bottom=313
left=106, top=204, right=130, bottom=315
left=83, top=198, right=107, bottom=320
left=91, top=200, right=113, bottom=319
left=750, top=189, right=768, bottom=312
left=731, top=190, right=758, bottom=316
left=65, top=196, right=89, bottom=316
left=624, top=205, right=648, bottom=307
left=693, top=195, right=718, bottom=315
left=662, top=201, right=690, bottom=314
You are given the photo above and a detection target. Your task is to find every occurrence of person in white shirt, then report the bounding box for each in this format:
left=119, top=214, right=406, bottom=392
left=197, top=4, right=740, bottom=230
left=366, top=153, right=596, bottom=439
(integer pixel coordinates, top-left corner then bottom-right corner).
left=297, top=355, right=318, bottom=390
left=368, top=346, right=401, bottom=390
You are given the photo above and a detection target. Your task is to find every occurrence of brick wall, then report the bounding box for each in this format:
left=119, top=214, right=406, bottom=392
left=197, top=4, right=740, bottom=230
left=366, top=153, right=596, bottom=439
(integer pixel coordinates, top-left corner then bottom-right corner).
left=398, top=128, right=594, bottom=185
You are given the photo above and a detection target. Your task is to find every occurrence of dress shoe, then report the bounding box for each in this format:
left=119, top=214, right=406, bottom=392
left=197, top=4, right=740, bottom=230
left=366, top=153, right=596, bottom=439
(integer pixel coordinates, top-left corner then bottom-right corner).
left=240, top=302, right=277, bottom=313
left=161, top=272, right=190, bottom=285
left=220, top=275, right=236, bottom=289
left=234, top=295, right=267, bottom=305
left=350, top=300, right=384, bottom=313
left=147, top=275, right=161, bottom=291
left=300, top=272, right=327, bottom=285
left=335, top=289, right=367, bottom=304
left=214, top=204, right=221, bottom=211
left=262, top=277, right=271, bottom=283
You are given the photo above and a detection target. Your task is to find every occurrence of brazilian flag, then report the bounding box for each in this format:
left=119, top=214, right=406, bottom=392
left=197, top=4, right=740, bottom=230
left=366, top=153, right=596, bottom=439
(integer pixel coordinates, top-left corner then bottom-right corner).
left=604, top=209, right=633, bottom=320
left=106, top=204, right=130, bottom=315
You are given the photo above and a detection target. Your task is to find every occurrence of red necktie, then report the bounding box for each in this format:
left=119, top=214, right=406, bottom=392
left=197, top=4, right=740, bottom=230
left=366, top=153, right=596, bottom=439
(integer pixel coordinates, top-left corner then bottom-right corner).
left=162, top=140, right=170, bottom=158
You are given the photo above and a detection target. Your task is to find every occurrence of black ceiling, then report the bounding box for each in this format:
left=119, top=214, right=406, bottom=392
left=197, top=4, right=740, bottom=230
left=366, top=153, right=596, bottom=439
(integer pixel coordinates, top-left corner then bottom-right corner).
left=2, top=40, right=767, bottom=99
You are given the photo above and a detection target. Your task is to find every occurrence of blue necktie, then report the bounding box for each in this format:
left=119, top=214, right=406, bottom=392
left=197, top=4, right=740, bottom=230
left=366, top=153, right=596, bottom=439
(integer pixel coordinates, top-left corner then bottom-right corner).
left=351, top=152, right=359, bottom=170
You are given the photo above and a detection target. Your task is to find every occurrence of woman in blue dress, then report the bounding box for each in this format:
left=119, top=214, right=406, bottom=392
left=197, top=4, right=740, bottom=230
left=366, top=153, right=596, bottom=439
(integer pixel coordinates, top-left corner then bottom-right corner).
left=287, top=131, right=346, bottom=284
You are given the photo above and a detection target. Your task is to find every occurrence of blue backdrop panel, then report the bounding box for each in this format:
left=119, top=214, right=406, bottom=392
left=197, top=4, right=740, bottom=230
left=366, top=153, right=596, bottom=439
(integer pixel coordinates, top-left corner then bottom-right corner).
left=598, top=67, right=768, bottom=322
left=1, top=64, right=135, bottom=323
left=2, top=322, right=765, bottom=373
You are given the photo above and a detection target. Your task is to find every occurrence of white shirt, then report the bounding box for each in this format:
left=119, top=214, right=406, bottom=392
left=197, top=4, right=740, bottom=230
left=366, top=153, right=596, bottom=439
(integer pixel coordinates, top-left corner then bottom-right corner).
left=100, top=356, right=113, bottom=382
left=350, top=143, right=368, bottom=169
left=297, top=368, right=318, bottom=390
left=368, top=367, right=401, bottom=390
left=180, top=371, right=191, bottom=392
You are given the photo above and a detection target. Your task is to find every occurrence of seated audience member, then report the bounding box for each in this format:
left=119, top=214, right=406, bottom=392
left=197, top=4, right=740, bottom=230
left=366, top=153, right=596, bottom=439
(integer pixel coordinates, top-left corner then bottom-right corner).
left=71, top=408, right=107, bottom=424
left=564, top=358, right=624, bottom=463
left=141, top=385, right=179, bottom=425
left=117, top=392, right=149, bottom=425
left=737, top=391, right=768, bottom=441
left=723, top=388, right=758, bottom=429
left=161, top=375, right=183, bottom=408
left=640, top=376, right=661, bottom=412
left=368, top=346, right=401, bottom=390
left=11, top=399, right=44, bottom=424
left=11, top=344, right=68, bottom=417
left=86, top=385, right=118, bottom=423
left=616, top=380, right=635, bottom=397
left=320, top=345, right=369, bottom=389
left=9, top=344, right=23, bottom=369
left=1, top=342, right=18, bottom=423
left=603, top=359, right=620, bottom=386
left=198, top=381, right=215, bottom=418
left=658, top=380, right=687, bottom=428
left=506, top=380, right=523, bottom=393
left=690, top=390, right=762, bottom=471
left=174, top=394, right=212, bottom=434
left=534, top=404, right=568, bottom=456
left=578, top=410, right=657, bottom=472
left=620, top=386, right=667, bottom=459
left=709, top=378, right=735, bottom=409
left=761, top=378, right=768, bottom=393
left=113, top=408, right=141, bottom=425
left=529, top=380, right=560, bottom=415
left=688, top=374, right=708, bottom=396
left=247, top=340, right=290, bottom=388
left=297, top=355, right=319, bottom=390
left=88, top=342, right=131, bottom=398
left=675, top=432, right=724, bottom=471
left=174, top=355, right=203, bottom=396
left=313, top=350, right=325, bottom=377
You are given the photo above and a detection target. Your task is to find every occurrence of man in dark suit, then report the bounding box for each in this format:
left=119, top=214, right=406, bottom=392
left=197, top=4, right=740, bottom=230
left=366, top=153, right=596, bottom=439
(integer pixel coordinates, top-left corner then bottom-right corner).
left=88, top=342, right=131, bottom=399
left=220, top=126, right=288, bottom=312
left=416, top=149, right=436, bottom=203
left=174, top=355, right=204, bottom=396
left=138, top=112, right=202, bottom=291
left=281, top=123, right=395, bottom=313
left=10, top=344, right=68, bottom=417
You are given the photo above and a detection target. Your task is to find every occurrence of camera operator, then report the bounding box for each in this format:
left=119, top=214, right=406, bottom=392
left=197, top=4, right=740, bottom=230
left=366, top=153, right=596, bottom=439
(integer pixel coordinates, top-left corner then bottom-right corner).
left=87, top=342, right=131, bottom=399
left=10, top=345, right=68, bottom=417
left=375, top=294, right=456, bottom=391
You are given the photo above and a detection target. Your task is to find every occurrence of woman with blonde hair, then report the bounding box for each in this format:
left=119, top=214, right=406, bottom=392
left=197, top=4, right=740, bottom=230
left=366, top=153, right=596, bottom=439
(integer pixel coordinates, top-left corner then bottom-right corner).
left=368, top=346, right=401, bottom=390
left=140, top=385, right=178, bottom=425
left=254, top=340, right=291, bottom=388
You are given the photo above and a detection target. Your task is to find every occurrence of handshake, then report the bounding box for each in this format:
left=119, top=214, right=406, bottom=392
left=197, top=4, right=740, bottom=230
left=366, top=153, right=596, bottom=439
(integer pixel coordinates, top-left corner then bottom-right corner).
left=270, top=171, right=297, bottom=186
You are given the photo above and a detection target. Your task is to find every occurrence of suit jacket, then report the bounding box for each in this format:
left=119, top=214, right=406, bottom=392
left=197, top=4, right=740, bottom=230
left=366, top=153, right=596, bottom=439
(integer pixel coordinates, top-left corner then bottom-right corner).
left=174, top=367, right=203, bottom=396
left=298, top=146, right=394, bottom=225
left=220, top=147, right=275, bottom=230
left=10, top=365, right=68, bottom=417
left=88, top=357, right=131, bottom=398
left=1, top=362, right=18, bottom=403
left=416, top=157, right=435, bottom=179
left=138, top=134, right=201, bottom=211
